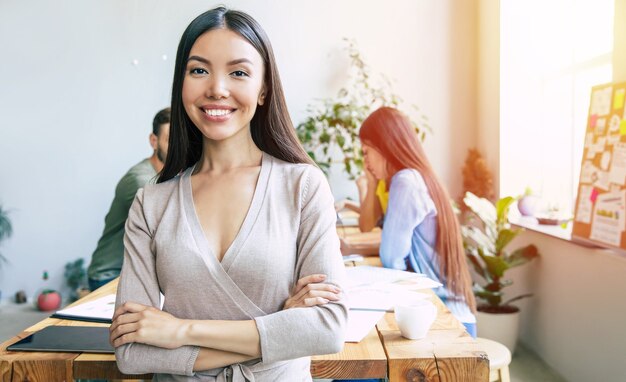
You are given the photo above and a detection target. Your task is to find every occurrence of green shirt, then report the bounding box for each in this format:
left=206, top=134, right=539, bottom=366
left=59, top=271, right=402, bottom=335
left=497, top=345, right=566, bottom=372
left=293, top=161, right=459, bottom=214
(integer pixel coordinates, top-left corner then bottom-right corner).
left=87, top=158, right=156, bottom=281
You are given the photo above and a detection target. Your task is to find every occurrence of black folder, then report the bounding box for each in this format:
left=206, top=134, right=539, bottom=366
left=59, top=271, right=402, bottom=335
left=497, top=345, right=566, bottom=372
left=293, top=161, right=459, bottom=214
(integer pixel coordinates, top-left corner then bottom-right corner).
left=6, top=326, right=115, bottom=354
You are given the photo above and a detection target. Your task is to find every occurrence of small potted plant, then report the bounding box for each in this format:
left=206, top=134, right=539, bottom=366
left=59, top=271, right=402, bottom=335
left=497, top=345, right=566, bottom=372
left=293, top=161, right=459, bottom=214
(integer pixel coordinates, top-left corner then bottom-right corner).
left=65, top=258, right=90, bottom=301
left=36, top=271, right=62, bottom=311
left=0, top=204, right=12, bottom=268
left=462, top=192, right=540, bottom=352
left=517, top=187, right=540, bottom=217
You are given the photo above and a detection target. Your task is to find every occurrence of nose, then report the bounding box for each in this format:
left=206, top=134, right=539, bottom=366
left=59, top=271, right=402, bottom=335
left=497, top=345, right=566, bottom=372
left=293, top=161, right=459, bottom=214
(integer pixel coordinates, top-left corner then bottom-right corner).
left=206, top=75, right=229, bottom=100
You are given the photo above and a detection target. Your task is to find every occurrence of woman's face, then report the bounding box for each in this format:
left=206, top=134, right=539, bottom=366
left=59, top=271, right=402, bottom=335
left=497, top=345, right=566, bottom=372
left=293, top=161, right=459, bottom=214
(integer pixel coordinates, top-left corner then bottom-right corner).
left=362, top=143, right=387, bottom=180
left=182, top=28, right=266, bottom=143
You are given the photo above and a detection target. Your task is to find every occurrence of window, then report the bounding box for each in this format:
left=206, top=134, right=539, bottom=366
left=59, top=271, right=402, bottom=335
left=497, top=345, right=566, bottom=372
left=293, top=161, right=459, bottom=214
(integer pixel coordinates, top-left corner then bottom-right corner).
left=500, top=0, right=614, bottom=215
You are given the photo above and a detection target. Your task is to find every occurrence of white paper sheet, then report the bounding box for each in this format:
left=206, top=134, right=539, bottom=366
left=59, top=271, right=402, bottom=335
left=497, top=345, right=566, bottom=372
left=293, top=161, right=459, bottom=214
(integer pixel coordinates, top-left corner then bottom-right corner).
left=343, top=266, right=441, bottom=342
left=345, top=310, right=385, bottom=342
left=594, top=170, right=611, bottom=191
left=610, top=115, right=622, bottom=133
left=345, top=266, right=434, bottom=289
left=53, top=294, right=116, bottom=321
left=575, top=185, right=593, bottom=224
left=591, top=87, right=613, bottom=116
left=590, top=191, right=626, bottom=246
left=609, top=143, right=626, bottom=186
left=580, top=161, right=597, bottom=184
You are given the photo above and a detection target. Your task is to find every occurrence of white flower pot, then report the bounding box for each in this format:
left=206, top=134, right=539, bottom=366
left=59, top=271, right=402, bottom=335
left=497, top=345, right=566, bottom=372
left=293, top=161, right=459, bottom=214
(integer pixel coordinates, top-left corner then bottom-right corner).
left=476, top=309, right=520, bottom=353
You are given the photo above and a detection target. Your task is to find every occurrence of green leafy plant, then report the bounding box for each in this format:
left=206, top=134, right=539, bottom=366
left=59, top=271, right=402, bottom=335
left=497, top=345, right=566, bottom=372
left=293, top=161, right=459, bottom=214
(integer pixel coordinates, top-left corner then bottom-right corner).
left=296, top=38, right=430, bottom=179
left=462, top=192, right=540, bottom=312
left=64, top=258, right=88, bottom=301
left=0, top=204, right=13, bottom=267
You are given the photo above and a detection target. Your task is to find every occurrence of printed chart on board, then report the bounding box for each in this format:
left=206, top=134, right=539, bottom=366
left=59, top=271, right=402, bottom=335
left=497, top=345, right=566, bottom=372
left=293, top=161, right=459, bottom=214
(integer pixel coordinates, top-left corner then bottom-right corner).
left=573, top=81, right=626, bottom=251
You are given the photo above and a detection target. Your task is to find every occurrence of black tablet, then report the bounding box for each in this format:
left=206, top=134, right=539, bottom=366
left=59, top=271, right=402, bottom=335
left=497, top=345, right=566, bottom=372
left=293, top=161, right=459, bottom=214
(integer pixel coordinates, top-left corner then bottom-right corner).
left=6, top=326, right=115, bottom=354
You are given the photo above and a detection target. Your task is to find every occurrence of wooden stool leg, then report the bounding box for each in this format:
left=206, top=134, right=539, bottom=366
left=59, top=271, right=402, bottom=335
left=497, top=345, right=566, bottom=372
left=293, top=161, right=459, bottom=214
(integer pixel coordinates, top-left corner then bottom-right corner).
left=499, top=366, right=511, bottom=382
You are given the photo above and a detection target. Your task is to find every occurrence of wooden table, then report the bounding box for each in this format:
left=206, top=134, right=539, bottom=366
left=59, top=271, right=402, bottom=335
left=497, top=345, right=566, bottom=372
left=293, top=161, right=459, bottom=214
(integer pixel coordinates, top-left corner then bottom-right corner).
left=1, top=276, right=488, bottom=381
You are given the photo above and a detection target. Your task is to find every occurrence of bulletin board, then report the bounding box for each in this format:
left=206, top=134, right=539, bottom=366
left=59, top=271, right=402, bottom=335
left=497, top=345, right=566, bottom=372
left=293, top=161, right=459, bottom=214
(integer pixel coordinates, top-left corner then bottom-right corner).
left=572, top=81, right=626, bottom=251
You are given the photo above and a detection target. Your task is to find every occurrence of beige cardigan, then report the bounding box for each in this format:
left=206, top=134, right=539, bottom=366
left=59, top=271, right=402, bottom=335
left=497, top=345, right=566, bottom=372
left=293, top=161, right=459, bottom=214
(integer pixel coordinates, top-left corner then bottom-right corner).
left=115, top=152, right=348, bottom=381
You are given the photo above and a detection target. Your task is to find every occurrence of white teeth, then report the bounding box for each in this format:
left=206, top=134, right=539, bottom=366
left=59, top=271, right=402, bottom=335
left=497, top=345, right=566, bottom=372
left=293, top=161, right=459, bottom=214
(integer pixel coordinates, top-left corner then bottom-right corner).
left=204, top=109, right=232, bottom=117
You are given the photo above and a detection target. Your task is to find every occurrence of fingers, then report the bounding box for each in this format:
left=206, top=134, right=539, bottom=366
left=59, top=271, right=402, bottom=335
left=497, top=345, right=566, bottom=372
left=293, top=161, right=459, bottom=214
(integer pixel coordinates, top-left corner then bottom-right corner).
left=292, top=282, right=340, bottom=302
left=286, top=285, right=342, bottom=309
left=303, top=297, right=330, bottom=307
left=112, top=301, right=150, bottom=321
left=294, top=274, right=326, bottom=294
left=109, top=312, right=141, bottom=334
left=109, top=322, right=140, bottom=347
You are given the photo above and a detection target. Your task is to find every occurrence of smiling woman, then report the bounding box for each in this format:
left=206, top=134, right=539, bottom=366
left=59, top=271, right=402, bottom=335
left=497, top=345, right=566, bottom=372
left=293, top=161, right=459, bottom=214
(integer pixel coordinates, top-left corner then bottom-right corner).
left=110, top=6, right=348, bottom=381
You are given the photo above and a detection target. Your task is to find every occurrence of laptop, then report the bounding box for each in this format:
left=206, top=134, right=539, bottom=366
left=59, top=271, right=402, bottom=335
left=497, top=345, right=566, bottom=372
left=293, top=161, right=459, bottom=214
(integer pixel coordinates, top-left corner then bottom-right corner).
left=6, top=326, right=115, bottom=354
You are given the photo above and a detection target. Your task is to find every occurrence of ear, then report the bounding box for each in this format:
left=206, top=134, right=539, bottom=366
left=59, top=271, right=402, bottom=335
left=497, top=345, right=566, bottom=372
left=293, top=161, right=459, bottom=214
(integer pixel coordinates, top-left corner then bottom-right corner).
left=149, top=133, right=158, bottom=150
left=258, top=85, right=266, bottom=106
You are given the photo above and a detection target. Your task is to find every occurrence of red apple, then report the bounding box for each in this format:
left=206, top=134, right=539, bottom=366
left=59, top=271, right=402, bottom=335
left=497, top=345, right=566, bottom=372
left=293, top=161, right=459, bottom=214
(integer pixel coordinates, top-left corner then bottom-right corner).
left=37, top=290, right=62, bottom=311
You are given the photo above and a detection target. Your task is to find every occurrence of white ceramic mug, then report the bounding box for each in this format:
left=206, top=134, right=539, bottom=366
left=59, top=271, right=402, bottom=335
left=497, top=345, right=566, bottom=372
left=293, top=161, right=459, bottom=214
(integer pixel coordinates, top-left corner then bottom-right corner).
left=394, top=300, right=437, bottom=340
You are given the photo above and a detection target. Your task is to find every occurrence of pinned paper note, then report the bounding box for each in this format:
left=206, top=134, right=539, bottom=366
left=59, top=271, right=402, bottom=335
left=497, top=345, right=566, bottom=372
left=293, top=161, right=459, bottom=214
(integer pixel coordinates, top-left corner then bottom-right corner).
left=591, top=87, right=613, bottom=116
left=601, top=151, right=612, bottom=170
left=581, top=161, right=598, bottom=184
left=590, top=191, right=626, bottom=246
left=584, top=132, right=594, bottom=148
left=590, top=114, right=598, bottom=128
left=576, top=185, right=594, bottom=224
left=590, top=187, right=599, bottom=202
left=608, top=134, right=621, bottom=146
left=594, top=170, right=611, bottom=191
left=597, top=118, right=607, bottom=135
left=614, top=88, right=625, bottom=110
left=609, top=142, right=626, bottom=185
left=610, top=115, right=621, bottom=134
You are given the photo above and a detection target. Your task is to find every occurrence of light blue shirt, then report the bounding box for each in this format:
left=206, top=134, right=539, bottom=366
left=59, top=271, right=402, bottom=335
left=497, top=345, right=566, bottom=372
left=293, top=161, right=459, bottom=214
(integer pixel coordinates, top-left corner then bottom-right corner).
left=379, top=169, right=475, bottom=324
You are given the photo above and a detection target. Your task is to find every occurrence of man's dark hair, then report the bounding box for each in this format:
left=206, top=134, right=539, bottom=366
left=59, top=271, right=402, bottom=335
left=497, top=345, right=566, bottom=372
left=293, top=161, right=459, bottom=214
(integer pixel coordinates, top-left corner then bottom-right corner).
left=152, top=107, right=171, bottom=136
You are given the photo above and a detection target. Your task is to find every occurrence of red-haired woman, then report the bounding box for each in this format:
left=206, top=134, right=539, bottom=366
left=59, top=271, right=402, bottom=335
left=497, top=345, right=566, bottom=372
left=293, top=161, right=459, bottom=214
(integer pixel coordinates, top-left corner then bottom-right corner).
left=359, top=107, right=477, bottom=336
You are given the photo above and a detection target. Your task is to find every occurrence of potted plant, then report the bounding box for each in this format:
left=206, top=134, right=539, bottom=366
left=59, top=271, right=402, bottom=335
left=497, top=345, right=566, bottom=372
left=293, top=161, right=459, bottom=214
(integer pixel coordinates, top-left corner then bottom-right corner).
left=461, top=192, right=540, bottom=352
left=517, top=187, right=540, bottom=217
left=36, top=270, right=62, bottom=311
left=296, top=39, right=430, bottom=179
left=0, top=204, right=12, bottom=268
left=64, top=258, right=90, bottom=301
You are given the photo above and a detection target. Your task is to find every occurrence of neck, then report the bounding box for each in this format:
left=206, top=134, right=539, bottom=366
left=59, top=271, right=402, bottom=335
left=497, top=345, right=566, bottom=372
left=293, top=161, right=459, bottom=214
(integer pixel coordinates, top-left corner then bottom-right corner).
left=197, top=128, right=262, bottom=173
left=149, top=154, right=164, bottom=173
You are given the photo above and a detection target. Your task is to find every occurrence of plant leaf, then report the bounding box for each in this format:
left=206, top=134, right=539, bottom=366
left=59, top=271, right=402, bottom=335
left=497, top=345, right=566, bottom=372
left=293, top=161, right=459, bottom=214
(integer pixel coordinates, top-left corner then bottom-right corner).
left=507, top=245, right=540, bottom=268
left=462, top=225, right=495, bottom=255
left=502, top=293, right=534, bottom=306
left=478, top=250, right=509, bottom=278
left=495, top=228, right=521, bottom=254
left=463, top=192, right=497, bottom=241
left=495, top=196, right=516, bottom=227
left=473, top=284, right=502, bottom=306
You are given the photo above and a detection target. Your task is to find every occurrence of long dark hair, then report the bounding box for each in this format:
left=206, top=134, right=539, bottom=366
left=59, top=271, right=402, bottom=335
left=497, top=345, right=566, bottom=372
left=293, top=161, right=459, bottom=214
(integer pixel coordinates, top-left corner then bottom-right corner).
left=158, top=7, right=312, bottom=183
left=360, top=107, right=476, bottom=312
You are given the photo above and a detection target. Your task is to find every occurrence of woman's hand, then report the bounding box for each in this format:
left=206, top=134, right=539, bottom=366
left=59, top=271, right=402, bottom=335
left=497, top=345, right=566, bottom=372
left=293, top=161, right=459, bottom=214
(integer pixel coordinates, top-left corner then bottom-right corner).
left=109, top=301, right=189, bottom=349
left=283, top=274, right=341, bottom=309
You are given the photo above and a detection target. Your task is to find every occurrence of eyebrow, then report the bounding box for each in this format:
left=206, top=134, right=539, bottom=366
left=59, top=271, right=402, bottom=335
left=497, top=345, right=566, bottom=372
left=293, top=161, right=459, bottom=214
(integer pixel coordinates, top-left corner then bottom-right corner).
left=187, top=56, right=254, bottom=66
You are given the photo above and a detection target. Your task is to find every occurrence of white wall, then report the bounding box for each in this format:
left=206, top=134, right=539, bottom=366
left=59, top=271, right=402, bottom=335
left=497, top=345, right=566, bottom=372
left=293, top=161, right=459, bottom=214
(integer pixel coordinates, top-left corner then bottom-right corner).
left=506, top=232, right=626, bottom=382
left=0, top=1, right=478, bottom=299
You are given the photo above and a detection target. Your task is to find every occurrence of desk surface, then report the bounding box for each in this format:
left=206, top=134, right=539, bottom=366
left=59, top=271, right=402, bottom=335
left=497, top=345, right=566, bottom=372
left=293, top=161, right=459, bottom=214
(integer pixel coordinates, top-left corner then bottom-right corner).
left=1, top=282, right=488, bottom=381
left=0, top=228, right=488, bottom=381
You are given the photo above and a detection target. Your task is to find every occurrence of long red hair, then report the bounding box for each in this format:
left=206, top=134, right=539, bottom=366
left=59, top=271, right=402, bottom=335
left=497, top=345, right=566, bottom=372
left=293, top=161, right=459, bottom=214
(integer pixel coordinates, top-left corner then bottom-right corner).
left=359, top=107, right=475, bottom=311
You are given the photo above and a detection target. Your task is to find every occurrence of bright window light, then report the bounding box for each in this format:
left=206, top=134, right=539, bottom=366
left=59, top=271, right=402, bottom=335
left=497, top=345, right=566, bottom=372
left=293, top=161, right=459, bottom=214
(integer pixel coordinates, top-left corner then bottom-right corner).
left=500, top=0, right=614, bottom=215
